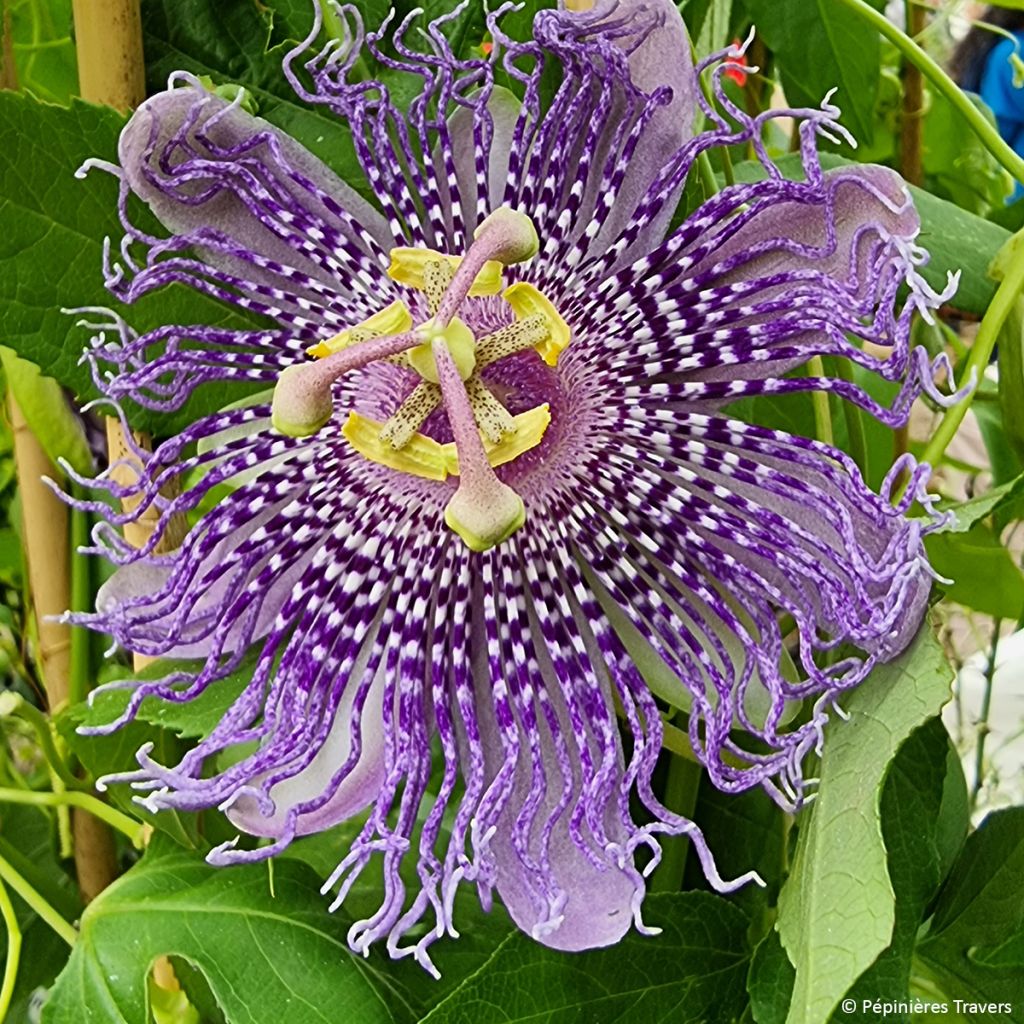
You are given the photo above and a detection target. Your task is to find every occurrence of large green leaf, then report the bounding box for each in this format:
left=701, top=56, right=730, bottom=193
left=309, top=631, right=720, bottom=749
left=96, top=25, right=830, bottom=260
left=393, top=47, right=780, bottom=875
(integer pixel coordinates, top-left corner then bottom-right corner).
left=737, top=0, right=881, bottom=142
left=915, top=808, right=1024, bottom=1022
left=421, top=891, right=751, bottom=1024
left=834, top=719, right=969, bottom=1022
left=0, top=91, right=264, bottom=436
left=925, top=524, right=1024, bottom=619
left=40, top=847, right=412, bottom=1024
left=140, top=0, right=372, bottom=200
left=775, top=625, right=954, bottom=1024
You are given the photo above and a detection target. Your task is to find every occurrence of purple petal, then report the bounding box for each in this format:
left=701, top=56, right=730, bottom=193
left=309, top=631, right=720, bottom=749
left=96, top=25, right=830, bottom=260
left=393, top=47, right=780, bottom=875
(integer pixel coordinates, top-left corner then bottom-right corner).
left=113, top=79, right=395, bottom=323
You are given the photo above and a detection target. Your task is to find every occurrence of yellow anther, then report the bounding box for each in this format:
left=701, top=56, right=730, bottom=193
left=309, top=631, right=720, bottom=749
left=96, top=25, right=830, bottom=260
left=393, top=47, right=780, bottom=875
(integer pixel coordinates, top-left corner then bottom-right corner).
left=502, top=283, right=571, bottom=366
left=445, top=403, right=551, bottom=476
left=307, top=300, right=413, bottom=359
left=409, top=317, right=476, bottom=383
left=342, top=412, right=449, bottom=480
left=343, top=404, right=551, bottom=481
left=388, top=248, right=504, bottom=296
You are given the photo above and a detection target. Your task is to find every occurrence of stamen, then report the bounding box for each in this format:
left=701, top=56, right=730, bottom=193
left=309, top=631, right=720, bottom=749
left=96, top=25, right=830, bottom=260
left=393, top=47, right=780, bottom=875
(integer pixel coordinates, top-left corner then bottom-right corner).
left=271, top=330, right=420, bottom=437
left=422, top=260, right=454, bottom=317
left=379, top=381, right=442, bottom=449
left=306, top=300, right=413, bottom=358
left=433, top=337, right=526, bottom=551
left=388, top=248, right=503, bottom=297
left=434, top=208, right=540, bottom=327
left=466, top=378, right=515, bottom=443
left=344, top=404, right=550, bottom=480
left=502, top=283, right=571, bottom=366
left=476, top=315, right=551, bottom=368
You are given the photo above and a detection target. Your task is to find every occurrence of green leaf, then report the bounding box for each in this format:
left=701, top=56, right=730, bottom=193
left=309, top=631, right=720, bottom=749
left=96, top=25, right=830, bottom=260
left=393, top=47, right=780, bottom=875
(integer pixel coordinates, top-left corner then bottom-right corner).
left=0, top=91, right=264, bottom=436
left=729, top=152, right=1012, bottom=316
left=737, top=0, right=881, bottom=142
left=925, top=525, right=1024, bottom=619
left=915, top=808, right=1024, bottom=1022
left=40, top=847, right=410, bottom=1024
left=421, top=892, right=751, bottom=1024
left=0, top=348, right=93, bottom=476
left=7, top=0, right=79, bottom=105
left=929, top=474, right=1024, bottom=533
left=923, top=89, right=1014, bottom=216
left=834, top=719, right=968, bottom=1023
left=69, top=653, right=257, bottom=741
left=749, top=930, right=796, bottom=1024
left=775, top=625, right=954, bottom=1024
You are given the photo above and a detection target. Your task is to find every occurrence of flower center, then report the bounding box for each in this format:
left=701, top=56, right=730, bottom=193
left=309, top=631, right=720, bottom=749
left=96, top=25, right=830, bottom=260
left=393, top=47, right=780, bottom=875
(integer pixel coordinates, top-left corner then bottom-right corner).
left=269, top=208, right=570, bottom=551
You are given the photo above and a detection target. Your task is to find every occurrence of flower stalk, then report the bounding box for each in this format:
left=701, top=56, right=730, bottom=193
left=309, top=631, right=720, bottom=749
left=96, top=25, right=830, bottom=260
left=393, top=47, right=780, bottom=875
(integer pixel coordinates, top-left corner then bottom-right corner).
left=0, top=876, right=20, bottom=1022
left=0, top=851, right=77, bottom=948
left=838, top=0, right=1024, bottom=186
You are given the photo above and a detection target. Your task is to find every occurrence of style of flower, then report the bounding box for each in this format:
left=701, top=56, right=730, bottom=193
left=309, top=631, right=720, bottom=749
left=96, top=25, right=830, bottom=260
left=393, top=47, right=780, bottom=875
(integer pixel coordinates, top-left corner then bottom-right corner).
left=68, top=0, right=956, bottom=971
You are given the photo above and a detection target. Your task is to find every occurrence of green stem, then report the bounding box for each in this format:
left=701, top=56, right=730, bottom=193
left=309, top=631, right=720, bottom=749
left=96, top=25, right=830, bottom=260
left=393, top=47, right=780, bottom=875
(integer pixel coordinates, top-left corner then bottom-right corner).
left=0, top=876, right=19, bottom=1023
left=836, top=0, right=1024, bottom=185
left=651, top=749, right=702, bottom=894
left=661, top=717, right=701, bottom=764
left=0, top=853, right=76, bottom=947
left=970, top=618, right=1001, bottom=812
left=719, top=141, right=735, bottom=188
left=916, top=258, right=1024, bottom=476
left=0, top=693, right=82, bottom=791
left=807, top=356, right=834, bottom=446
left=697, top=151, right=719, bottom=199
left=0, top=788, right=144, bottom=847
left=826, top=357, right=868, bottom=475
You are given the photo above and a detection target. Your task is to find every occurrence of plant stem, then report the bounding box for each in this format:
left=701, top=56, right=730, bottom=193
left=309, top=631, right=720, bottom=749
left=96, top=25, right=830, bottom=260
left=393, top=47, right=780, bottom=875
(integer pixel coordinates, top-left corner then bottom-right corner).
left=0, top=789, right=145, bottom=847
left=0, top=693, right=82, bottom=791
left=826, top=357, right=868, bottom=476
left=807, top=356, right=834, bottom=446
left=0, top=876, right=20, bottom=1022
left=916, top=257, right=1024, bottom=477
left=0, top=853, right=77, bottom=947
left=837, top=0, right=1024, bottom=186
left=651, top=740, right=702, bottom=894
left=970, top=618, right=1001, bottom=812
left=899, top=0, right=925, bottom=187
left=697, top=151, right=719, bottom=200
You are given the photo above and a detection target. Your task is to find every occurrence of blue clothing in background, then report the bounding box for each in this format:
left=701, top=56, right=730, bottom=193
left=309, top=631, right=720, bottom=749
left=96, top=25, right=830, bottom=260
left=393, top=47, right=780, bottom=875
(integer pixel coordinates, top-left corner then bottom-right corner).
left=980, top=34, right=1024, bottom=198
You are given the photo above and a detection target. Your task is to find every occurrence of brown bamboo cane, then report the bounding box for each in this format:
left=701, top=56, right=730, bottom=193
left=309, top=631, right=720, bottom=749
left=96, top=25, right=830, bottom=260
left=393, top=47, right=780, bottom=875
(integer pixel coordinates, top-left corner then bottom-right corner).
left=71, top=31, right=195, bottom=1013
left=68, top=0, right=160, bottom=902
left=72, top=5, right=201, bottom=997
left=2, top=0, right=120, bottom=902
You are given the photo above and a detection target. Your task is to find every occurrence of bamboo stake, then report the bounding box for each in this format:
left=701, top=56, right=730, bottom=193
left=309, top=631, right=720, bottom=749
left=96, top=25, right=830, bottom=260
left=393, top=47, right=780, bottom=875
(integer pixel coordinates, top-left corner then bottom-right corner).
left=70, top=0, right=144, bottom=110
left=2, top=0, right=120, bottom=904
left=900, top=2, right=925, bottom=189
left=68, top=0, right=155, bottom=902
left=7, top=400, right=73, bottom=708
left=74, top=0, right=186, bottom=658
